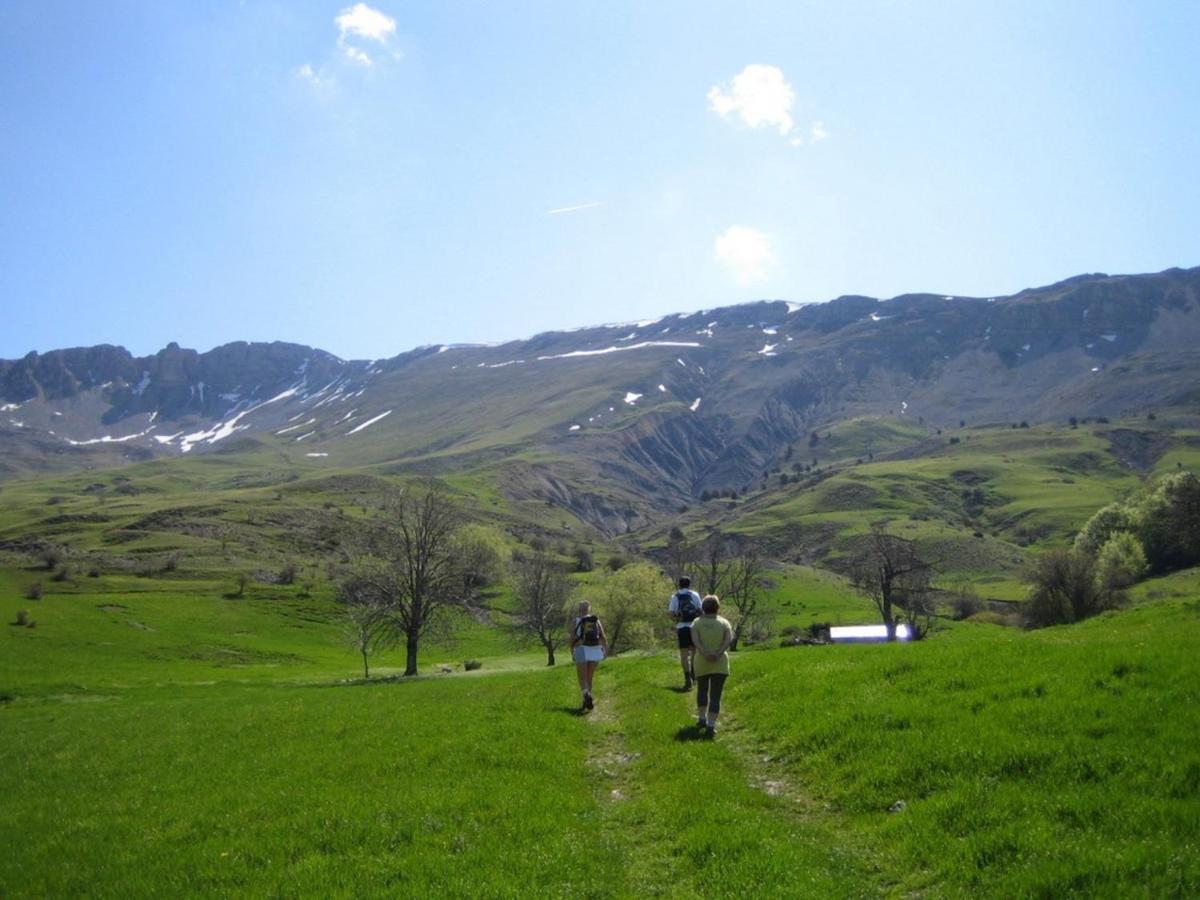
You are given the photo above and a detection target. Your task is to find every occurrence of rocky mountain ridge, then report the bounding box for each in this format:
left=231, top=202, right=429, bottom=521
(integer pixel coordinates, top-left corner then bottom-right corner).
left=3, top=266, right=1198, bottom=531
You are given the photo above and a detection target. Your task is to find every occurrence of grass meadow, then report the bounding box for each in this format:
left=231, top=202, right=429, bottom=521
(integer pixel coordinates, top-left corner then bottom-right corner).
left=3, top=559, right=1198, bottom=897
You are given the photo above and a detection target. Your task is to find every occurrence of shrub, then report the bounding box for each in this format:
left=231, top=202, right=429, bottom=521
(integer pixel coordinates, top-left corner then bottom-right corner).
left=277, top=561, right=298, bottom=584
left=163, top=552, right=181, bottom=573
left=951, top=591, right=984, bottom=620
left=1024, top=548, right=1120, bottom=628
left=463, top=659, right=483, bottom=671
left=1096, top=532, right=1148, bottom=589
left=24, top=582, right=43, bottom=601
left=87, top=567, right=100, bottom=578
left=39, top=546, right=64, bottom=570
left=50, top=566, right=70, bottom=583
left=14, top=609, right=34, bottom=627
left=606, top=555, right=626, bottom=572
left=573, top=545, right=594, bottom=572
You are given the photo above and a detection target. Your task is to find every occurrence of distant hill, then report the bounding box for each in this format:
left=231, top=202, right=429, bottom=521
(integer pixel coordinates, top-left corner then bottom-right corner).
left=2, top=266, right=1198, bottom=534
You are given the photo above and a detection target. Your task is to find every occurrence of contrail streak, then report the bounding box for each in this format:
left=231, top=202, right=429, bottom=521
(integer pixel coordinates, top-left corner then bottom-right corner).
left=547, top=201, right=606, bottom=215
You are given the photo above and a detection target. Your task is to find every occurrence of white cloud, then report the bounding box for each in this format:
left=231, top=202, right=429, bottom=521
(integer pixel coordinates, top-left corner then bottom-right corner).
left=335, top=4, right=396, bottom=43
left=298, top=4, right=398, bottom=91
left=295, top=64, right=334, bottom=90
left=788, top=122, right=828, bottom=148
left=708, top=64, right=795, bottom=135
left=714, top=226, right=776, bottom=285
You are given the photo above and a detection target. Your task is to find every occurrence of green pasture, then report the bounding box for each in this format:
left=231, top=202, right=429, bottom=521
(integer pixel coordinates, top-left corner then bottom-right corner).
left=3, top=559, right=1198, bottom=897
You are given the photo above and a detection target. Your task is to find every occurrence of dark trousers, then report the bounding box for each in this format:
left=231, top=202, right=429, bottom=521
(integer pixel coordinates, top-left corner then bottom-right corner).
left=696, top=673, right=728, bottom=716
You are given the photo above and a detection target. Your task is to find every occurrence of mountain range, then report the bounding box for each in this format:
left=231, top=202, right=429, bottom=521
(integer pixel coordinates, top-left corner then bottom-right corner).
left=3, top=266, right=1198, bottom=534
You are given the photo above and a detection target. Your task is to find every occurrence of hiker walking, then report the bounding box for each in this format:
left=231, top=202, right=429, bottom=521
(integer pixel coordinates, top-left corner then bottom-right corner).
left=569, top=600, right=608, bottom=711
left=691, top=595, right=733, bottom=738
left=668, top=576, right=703, bottom=690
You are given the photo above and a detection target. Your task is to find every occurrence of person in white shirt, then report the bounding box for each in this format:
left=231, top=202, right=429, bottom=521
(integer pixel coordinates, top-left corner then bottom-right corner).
left=667, top=576, right=703, bottom=690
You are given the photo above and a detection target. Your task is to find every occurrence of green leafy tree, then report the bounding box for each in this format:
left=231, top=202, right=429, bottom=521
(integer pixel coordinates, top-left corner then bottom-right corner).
left=1074, top=503, right=1134, bottom=555
left=1096, top=532, right=1148, bottom=589
left=590, top=562, right=671, bottom=654
left=452, top=524, right=509, bottom=594
left=1133, top=471, right=1200, bottom=573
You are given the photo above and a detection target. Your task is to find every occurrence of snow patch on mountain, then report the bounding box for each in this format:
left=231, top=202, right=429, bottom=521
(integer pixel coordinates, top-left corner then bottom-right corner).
left=179, top=385, right=301, bottom=453
left=537, top=341, right=701, bottom=361
left=65, top=427, right=157, bottom=446
left=276, top=418, right=316, bottom=435
left=346, top=410, right=392, bottom=435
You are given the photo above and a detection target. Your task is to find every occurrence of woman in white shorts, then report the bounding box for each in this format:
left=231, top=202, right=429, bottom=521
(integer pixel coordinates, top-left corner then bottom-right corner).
left=569, top=600, right=609, bottom=711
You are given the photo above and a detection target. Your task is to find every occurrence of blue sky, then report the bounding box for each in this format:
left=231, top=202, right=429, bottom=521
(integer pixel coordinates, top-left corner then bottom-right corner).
left=2, top=1, right=1197, bottom=361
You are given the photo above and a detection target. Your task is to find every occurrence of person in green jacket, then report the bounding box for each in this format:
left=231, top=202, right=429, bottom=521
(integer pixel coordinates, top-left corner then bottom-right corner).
left=690, top=595, right=733, bottom=738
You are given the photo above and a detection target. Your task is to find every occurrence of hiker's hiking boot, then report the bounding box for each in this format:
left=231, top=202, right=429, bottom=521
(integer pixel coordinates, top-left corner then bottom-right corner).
left=584, top=693, right=594, bottom=711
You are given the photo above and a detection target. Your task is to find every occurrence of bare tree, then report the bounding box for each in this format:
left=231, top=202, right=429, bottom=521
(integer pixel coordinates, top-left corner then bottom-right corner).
left=694, top=531, right=732, bottom=597
left=511, top=551, right=572, bottom=665
left=850, top=523, right=936, bottom=640
left=337, top=569, right=394, bottom=679
left=664, top=528, right=697, bottom=584
left=352, top=483, right=467, bottom=676
left=721, top=543, right=772, bottom=650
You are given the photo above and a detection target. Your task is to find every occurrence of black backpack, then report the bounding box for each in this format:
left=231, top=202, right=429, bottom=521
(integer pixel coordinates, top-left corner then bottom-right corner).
left=576, top=615, right=601, bottom=646
left=675, top=591, right=700, bottom=623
